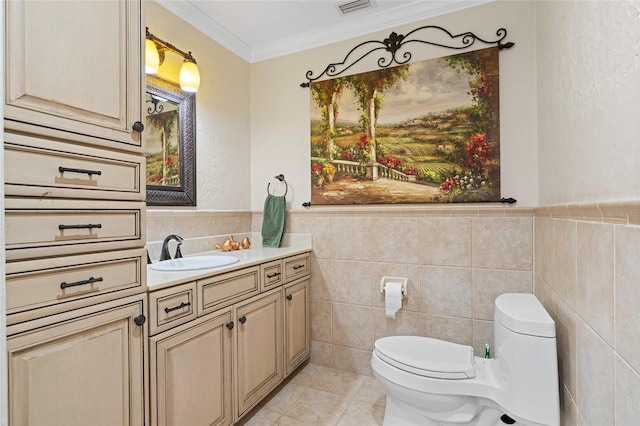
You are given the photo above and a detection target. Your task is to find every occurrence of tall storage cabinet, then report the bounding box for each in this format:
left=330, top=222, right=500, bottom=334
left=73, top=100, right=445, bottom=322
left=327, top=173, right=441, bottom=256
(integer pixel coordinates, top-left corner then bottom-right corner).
left=7, top=295, right=147, bottom=426
left=3, top=1, right=148, bottom=425
left=4, top=0, right=143, bottom=148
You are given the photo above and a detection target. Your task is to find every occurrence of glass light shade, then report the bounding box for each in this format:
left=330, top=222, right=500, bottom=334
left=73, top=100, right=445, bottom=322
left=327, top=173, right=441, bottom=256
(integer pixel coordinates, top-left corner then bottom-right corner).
left=145, top=39, right=160, bottom=74
left=179, top=60, right=200, bottom=93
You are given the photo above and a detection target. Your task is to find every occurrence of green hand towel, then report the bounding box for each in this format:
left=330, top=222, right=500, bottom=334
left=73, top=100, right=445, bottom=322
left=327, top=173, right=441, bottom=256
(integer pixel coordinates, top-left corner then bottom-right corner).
left=261, top=194, right=286, bottom=247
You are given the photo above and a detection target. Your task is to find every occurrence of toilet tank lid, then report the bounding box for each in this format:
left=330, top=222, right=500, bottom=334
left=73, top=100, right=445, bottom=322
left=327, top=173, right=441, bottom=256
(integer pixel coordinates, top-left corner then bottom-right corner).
left=494, top=293, right=556, bottom=338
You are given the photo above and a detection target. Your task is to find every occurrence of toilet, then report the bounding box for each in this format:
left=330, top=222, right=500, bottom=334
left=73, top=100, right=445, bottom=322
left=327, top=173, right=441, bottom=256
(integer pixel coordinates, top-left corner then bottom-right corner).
left=371, top=293, right=560, bottom=426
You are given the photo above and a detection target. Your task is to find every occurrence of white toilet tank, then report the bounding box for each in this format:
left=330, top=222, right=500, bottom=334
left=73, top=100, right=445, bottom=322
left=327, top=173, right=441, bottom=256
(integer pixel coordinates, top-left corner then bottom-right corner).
left=493, top=293, right=560, bottom=426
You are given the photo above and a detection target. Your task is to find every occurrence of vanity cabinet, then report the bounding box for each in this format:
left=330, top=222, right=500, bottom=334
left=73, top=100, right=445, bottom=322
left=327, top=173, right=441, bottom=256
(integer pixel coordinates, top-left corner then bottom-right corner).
left=6, top=294, right=147, bottom=426
left=150, top=309, right=233, bottom=426
left=147, top=252, right=310, bottom=425
left=284, top=277, right=311, bottom=377
left=235, top=288, right=284, bottom=419
left=4, top=0, right=143, bottom=149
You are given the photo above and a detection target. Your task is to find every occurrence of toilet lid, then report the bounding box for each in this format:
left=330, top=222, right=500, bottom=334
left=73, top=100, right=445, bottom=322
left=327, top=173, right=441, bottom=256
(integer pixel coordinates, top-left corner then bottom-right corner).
left=374, top=336, right=475, bottom=379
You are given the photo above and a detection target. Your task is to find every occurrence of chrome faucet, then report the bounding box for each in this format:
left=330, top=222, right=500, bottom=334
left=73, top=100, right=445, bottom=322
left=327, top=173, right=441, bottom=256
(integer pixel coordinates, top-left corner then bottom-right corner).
left=160, top=234, right=184, bottom=261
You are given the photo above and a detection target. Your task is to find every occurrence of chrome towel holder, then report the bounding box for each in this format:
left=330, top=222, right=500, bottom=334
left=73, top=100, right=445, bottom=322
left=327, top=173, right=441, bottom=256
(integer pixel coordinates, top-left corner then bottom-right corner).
left=267, top=174, right=288, bottom=196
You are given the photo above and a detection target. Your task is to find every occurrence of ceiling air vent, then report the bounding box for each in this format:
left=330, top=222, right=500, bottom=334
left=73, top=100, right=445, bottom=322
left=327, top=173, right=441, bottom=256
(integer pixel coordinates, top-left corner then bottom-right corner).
left=337, top=0, right=372, bottom=14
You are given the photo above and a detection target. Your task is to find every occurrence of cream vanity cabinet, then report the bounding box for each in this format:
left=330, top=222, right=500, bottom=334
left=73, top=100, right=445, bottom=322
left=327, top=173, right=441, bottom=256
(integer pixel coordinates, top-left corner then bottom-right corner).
left=235, top=288, right=284, bottom=419
left=4, top=0, right=143, bottom=148
left=148, top=252, right=311, bottom=425
left=284, top=277, right=311, bottom=376
left=4, top=0, right=147, bottom=425
left=7, top=294, right=147, bottom=426
left=150, top=308, right=233, bottom=426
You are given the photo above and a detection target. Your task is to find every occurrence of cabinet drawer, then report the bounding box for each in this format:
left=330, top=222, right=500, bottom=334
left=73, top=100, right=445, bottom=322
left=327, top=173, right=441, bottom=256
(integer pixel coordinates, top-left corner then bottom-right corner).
left=4, top=132, right=144, bottom=200
left=6, top=248, right=145, bottom=317
left=5, top=198, right=144, bottom=261
left=149, top=282, right=197, bottom=336
left=283, top=253, right=310, bottom=283
left=198, top=266, right=260, bottom=315
left=261, top=260, right=283, bottom=291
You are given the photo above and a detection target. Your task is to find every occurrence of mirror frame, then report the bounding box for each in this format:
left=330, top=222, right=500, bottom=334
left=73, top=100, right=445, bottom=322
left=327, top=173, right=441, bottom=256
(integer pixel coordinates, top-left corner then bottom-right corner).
left=145, top=75, right=196, bottom=206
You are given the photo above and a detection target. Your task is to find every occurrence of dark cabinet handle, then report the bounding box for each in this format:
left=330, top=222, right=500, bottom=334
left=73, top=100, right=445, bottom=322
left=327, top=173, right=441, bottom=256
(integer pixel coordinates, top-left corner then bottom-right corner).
left=293, top=264, right=305, bottom=270
left=286, top=294, right=293, bottom=301
left=238, top=316, right=247, bottom=324
left=267, top=272, right=281, bottom=278
left=60, top=276, right=103, bottom=290
left=58, top=166, right=102, bottom=176
left=132, top=121, right=144, bottom=132
left=164, top=301, right=191, bottom=314
left=134, top=315, right=146, bottom=326
left=226, top=321, right=234, bottom=330
left=58, top=223, right=102, bottom=230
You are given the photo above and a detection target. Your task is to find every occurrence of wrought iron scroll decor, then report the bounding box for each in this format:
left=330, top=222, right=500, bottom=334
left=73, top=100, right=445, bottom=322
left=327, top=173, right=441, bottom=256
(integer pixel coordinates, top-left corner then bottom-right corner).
left=301, top=25, right=514, bottom=87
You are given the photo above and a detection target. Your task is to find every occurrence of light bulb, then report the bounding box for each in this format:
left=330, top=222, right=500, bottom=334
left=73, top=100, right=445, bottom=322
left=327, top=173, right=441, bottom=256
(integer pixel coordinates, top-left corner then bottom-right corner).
left=145, top=39, right=159, bottom=74
left=179, top=57, right=200, bottom=93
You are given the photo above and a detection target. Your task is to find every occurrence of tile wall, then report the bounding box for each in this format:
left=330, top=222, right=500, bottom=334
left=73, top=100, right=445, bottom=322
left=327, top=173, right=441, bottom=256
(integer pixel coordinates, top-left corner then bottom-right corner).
left=534, top=201, right=640, bottom=426
left=253, top=207, right=534, bottom=376
left=146, top=210, right=252, bottom=243
left=147, top=202, right=640, bottom=426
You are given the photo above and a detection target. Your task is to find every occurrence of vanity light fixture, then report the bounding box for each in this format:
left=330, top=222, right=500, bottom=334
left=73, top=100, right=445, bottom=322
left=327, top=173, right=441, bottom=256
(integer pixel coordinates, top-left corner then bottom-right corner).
left=145, top=27, right=201, bottom=93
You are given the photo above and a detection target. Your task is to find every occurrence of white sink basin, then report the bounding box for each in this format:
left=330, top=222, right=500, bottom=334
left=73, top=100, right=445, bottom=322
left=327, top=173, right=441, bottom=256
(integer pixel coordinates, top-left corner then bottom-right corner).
left=150, top=255, right=239, bottom=271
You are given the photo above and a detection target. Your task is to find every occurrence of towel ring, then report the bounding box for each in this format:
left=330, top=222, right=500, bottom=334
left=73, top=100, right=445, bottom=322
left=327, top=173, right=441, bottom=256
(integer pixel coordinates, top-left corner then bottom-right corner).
left=267, top=174, right=288, bottom=196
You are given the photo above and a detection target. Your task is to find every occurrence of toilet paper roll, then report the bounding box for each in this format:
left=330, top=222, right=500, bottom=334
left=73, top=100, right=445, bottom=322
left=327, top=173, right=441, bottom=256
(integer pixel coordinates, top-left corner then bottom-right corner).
left=385, top=282, right=403, bottom=319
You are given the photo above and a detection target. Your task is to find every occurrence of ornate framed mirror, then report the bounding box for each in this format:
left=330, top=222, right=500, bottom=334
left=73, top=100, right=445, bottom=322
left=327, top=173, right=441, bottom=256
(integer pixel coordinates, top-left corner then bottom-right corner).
left=145, top=75, right=196, bottom=206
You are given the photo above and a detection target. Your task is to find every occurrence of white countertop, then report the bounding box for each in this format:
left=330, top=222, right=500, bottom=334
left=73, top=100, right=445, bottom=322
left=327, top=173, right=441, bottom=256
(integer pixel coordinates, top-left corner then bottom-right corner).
left=146, top=232, right=312, bottom=291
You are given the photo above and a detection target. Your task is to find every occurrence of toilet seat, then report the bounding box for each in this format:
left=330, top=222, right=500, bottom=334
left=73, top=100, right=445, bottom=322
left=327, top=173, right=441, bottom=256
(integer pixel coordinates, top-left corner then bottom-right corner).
left=374, top=336, right=475, bottom=379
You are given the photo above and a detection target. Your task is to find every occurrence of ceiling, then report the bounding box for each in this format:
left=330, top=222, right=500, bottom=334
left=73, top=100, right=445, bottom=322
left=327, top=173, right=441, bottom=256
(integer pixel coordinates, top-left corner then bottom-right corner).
left=156, top=0, right=492, bottom=63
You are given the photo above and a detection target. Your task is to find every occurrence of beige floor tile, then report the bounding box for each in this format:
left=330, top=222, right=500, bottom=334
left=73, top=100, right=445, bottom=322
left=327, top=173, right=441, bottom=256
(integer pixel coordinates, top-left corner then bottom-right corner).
left=337, top=400, right=385, bottom=425
left=282, top=387, right=350, bottom=425
left=353, top=376, right=386, bottom=406
left=239, top=407, right=283, bottom=426
left=263, top=383, right=307, bottom=414
left=310, top=368, right=365, bottom=397
left=247, top=363, right=386, bottom=426
left=274, top=414, right=310, bottom=425
left=289, top=363, right=332, bottom=387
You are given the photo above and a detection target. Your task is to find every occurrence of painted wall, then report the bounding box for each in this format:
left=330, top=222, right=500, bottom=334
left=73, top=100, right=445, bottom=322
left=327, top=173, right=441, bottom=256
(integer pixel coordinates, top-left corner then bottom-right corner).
left=145, top=1, right=252, bottom=211
left=537, top=0, right=640, bottom=206
left=0, top=2, right=7, bottom=422
left=250, top=0, right=538, bottom=209
left=534, top=1, right=640, bottom=425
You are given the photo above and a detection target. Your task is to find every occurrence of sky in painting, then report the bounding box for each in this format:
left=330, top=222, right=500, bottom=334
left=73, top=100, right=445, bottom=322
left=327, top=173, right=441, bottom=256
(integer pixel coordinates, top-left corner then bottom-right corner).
left=311, top=57, right=473, bottom=125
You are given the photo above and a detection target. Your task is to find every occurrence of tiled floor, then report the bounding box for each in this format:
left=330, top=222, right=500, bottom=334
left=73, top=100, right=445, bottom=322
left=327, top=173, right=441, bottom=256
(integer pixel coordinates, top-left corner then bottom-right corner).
left=237, top=363, right=387, bottom=425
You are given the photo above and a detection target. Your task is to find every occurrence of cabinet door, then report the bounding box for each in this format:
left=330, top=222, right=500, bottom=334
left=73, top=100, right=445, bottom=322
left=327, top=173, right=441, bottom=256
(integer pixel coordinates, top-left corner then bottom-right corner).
left=235, top=289, right=283, bottom=419
left=7, top=297, right=146, bottom=426
left=4, top=0, right=142, bottom=149
left=151, top=311, right=233, bottom=426
left=284, top=278, right=311, bottom=376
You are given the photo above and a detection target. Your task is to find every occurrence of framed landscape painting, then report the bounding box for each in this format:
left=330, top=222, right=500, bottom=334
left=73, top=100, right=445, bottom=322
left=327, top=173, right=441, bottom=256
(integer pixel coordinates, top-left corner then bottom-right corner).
left=310, top=46, right=500, bottom=205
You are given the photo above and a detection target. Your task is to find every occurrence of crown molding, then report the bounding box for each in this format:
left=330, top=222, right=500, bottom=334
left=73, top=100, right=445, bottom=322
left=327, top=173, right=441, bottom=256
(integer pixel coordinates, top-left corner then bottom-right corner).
left=156, top=0, right=493, bottom=63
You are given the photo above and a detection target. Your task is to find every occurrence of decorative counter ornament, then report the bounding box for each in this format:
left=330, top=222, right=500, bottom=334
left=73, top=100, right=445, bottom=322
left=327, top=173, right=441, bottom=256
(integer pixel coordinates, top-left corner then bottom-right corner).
left=216, top=235, right=251, bottom=252
left=241, top=237, right=251, bottom=249
left=216, top=235, right=240, bottom=251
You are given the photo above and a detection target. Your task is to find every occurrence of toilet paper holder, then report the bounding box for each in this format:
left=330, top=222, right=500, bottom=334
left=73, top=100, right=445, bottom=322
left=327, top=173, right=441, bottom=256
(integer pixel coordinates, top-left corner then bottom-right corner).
left=380, top=276, right=408, bottom=297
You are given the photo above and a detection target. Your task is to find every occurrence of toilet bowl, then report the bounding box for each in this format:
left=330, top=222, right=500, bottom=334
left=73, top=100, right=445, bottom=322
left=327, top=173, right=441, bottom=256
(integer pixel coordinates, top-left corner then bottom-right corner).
left=371, top=293, right=560, bottom=426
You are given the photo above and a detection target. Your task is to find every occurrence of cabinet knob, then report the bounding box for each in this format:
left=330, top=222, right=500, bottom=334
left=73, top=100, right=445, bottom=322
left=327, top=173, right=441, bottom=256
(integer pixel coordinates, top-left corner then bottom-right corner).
left=226, top=321, right=234, bottom=330
left=286, top=294, right=293, bottom=301
left=134, top=315, right=146, bottom=326
left=238, top=316, right=247, bottom=324
left=132, top=121, right=144, bottom=132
